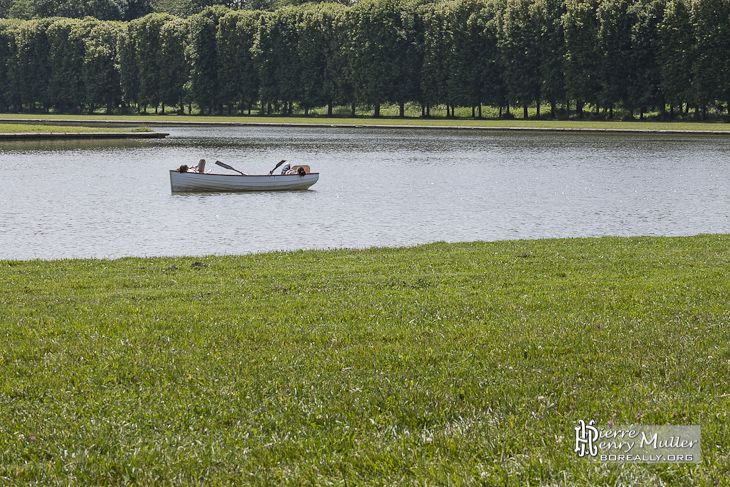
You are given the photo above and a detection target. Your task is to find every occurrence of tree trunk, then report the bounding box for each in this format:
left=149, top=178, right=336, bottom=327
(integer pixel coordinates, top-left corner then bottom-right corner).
left=374, top=104, right=380, bottom=117
left=328, top=102, right=333, bottom=116
left=399, top=101, right=405, bottom=117
left=523, top=104, right=528, bottom=119
left=351, top=103, right=356, bottom=116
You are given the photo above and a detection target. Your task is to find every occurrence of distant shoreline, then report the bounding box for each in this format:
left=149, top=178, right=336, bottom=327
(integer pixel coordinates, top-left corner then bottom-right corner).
left=0, top=120, right=168, bottom=139
left=1, top=116, right=729, bottom=135
left=0, top=131, right=169, bottom=140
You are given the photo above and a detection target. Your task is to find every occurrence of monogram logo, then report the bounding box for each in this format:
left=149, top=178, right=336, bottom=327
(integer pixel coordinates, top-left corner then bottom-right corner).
left=574, top=419, right=599, bottom=457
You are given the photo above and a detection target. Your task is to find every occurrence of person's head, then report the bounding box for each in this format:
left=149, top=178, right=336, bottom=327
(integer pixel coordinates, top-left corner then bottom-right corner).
left=199, top=159, right=205, bottom=165
left=297, top=166, right=306, bottom=176
left=178, top=164, right=189, bottom=173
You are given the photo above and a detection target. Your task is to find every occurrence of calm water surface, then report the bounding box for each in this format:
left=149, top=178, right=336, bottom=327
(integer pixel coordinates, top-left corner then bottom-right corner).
left=1, top=126, right=729, bottom=260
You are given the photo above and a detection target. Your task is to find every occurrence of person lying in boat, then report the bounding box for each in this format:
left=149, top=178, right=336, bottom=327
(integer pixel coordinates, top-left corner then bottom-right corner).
left=177, top=159, right=209, bottom=174
left=282, top=165, right=308, bottom=176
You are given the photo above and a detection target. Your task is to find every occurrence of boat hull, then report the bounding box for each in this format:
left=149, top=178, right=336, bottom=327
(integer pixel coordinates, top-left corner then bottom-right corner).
left=170, top=170, right=319, bottom=192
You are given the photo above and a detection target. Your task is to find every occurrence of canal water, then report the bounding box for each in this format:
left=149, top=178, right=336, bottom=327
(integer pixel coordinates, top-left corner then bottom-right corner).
left=1, top=125, right=729, bottom=260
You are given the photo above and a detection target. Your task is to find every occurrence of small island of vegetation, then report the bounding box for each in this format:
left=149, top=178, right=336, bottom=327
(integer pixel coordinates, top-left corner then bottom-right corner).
left=0, top=122, right=163, bottom=139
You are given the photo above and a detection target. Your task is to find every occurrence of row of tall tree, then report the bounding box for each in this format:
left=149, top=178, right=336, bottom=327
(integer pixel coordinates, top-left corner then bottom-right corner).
left=0, top=0, right=300, bottom=21
left=1, top=0, right=729, bottom=118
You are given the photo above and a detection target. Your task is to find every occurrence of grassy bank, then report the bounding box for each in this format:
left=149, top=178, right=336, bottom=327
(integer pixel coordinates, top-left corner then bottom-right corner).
left=0, top=122, right=153, bottom=133
left=1, top=236, right=729, bottom=485
left=1, top=113, right=730, bottom=133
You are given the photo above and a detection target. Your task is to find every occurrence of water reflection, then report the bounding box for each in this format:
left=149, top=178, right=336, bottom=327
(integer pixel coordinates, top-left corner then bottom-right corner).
left=1, top=126, right=729, bottom=260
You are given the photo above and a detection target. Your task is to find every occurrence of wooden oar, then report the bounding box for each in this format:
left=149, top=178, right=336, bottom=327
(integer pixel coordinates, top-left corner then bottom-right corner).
left=268, top=160, right=287, bottom=175
left=215, top=160, right=245, bottom=175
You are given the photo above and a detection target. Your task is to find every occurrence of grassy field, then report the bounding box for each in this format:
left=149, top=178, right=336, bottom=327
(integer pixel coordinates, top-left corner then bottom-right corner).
left=1, top=236, right=729, bottom=485
left=1, top=112, right=730, bottom=132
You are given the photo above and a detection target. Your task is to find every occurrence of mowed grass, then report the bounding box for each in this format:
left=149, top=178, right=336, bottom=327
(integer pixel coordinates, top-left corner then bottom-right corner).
left=2, top=113, right=730, bottom=132
left=1, top=236, right=729, bottom=485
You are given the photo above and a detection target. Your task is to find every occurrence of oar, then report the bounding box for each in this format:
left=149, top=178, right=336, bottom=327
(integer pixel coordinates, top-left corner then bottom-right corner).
left=268, top=160, right=287, bottom=175
left=215, top=160, right=245, bottom=175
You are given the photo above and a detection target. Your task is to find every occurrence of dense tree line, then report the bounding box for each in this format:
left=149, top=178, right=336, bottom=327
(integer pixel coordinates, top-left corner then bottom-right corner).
left=0, top=0, right=350, bottom=20
left=0, top=0, right=729, bottom=119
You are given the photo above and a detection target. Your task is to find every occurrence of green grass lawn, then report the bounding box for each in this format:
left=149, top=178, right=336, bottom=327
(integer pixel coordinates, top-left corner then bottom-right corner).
left=2, top=112, right=730, bottom=132
left=1, top=236, right=729, bottom=485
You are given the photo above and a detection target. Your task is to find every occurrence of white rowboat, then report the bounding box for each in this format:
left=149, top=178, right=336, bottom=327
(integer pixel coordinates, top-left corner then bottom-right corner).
left=169, top=170, right=319, bottom=193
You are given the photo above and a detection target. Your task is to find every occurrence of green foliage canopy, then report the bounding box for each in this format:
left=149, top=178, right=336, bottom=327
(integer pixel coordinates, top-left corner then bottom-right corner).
left=0, top=0, right=729, bottom=118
